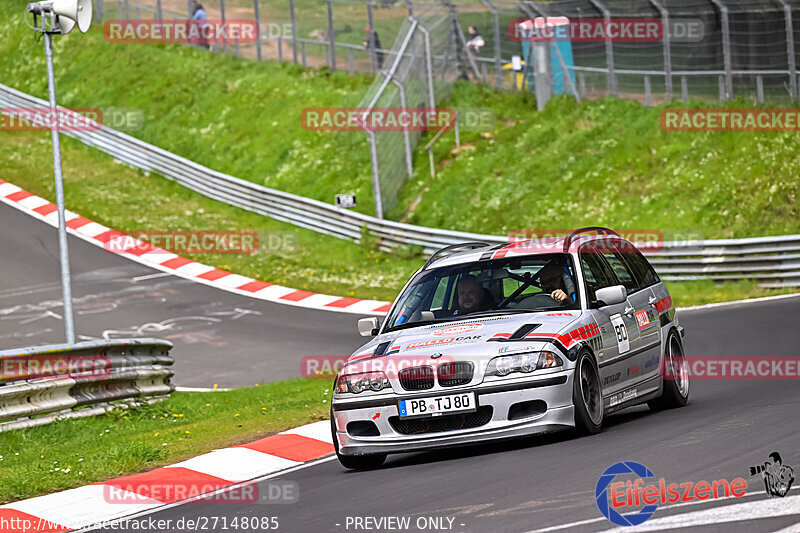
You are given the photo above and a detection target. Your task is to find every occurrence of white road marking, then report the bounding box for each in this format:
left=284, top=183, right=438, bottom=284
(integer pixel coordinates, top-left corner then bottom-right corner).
left=131, top=272, right=172, bottom=282
left=597, top=493, right=800, bottom=532
left=677, top=291, right=800, bottom=312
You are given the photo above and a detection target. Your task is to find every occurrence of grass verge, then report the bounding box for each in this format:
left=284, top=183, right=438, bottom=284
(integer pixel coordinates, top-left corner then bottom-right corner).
left=3, top=131, right=797, bottom=307
left=0, top=378, right=331, bottom=504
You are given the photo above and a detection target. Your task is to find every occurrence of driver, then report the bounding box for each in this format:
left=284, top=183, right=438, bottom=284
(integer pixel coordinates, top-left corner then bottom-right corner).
left=455, top=275, right=492, bottom=315
left=539, top=264, right=572, bottom=304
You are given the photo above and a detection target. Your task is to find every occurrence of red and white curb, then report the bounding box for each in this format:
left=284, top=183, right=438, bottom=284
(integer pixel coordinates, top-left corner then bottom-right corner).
left=0, top=179, right=391, bottom=316
left=0, top=420, right=334, bottom=532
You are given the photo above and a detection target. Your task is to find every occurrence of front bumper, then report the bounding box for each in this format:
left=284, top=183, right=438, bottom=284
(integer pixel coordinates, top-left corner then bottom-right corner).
left=332, top=370, right=575, bottom=456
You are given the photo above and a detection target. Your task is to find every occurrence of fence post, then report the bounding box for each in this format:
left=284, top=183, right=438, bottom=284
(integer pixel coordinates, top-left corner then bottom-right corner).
left=253, top=0, right=262, bottom=61
left=401, top=0, right=413, bottom=16
left=756, top=75, right=764, bottom=103
left=302, top=41, right=306, bottom=66
left=290, top=0, right=298, bottom=64
left=366, top=1, right=377, bottom=71
left=94, top=0, right=104, bottom=22
left=278, top=38, right=283, bottom=61
left=644, top=76, right=652, bottom=107
left=588, top=0, right=616, bottom=97
left=579, top=71, right=586, bottom=98
left=156, top=0, right=162, bottom=20
left=777, top=0, right=797, bottom=100
left=390, top=77, right=414, bottom=177
left=124, top=0, right=130, bottom=20
left=709, top=0, right=732, bottom=100
left=327, top=0, right=337, bottom=71
left=220, top=0, right=228, bottom=53
left=417, top=21, right=436, bottom=110
left=367, top=130, right=384, bottom=219
left=480, top=0, right=502, bottom=89
left=117, top=0, right=121, bottom=20
left=681, top=75, right=688, bottom=101
left=648, top=0, right=672, bottom=100
left=348, top=48, right=354, bottom=73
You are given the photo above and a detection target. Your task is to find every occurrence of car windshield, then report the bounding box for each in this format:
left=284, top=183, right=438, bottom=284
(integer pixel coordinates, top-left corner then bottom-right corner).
left=384, top=253, right=580, bottom=331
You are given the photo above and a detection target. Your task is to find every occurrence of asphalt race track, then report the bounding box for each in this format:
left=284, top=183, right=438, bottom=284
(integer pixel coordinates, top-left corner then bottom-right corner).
left=81, top=294, right=800, bottom=533
left=4, top=202, right=800, bottom=532
left=0, top=202, right=364, bottom=388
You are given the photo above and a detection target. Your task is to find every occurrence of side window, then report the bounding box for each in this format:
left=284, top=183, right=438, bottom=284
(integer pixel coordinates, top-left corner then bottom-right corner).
left=580, top=249, right=617, bottom=302
left=622, top=249, right=660, bottom=288
left=601, top=251, right=639, bottom=294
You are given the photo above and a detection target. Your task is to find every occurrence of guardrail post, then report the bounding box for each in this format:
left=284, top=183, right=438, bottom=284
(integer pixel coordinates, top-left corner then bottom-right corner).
left=588, top=0, right=617, bottom=97
left=648, top=0, right=672, bottom=100
left=777, top=0, right=797, bottom=100
left=253, top=0, right=262, bottom=61
left=480, top=0, right=502, bottom=89
left=327, top=0, right=337, bottom=71
left=290, top=0, right=298, bottom=64
left=709, top=0, right=732, bottom=100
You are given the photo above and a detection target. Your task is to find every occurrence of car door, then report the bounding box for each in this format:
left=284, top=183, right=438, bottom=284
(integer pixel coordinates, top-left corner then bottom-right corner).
left=579, top=245, right=634, bottom=399
left=618, top=246, right=666, bottom=382
left=599, top=244, right=661, bottom=392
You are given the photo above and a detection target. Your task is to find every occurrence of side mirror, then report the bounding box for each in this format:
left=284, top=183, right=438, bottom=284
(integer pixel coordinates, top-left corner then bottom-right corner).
left=357, top=317, right=380, bottom=337
left=595, top=285, right=627, bottom=307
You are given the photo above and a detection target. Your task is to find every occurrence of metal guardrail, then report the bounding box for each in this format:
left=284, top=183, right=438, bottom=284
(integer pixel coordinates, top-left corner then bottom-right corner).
left=1, top=82, right=798, bottom=287
left=0, top=338, right=174, bottom=432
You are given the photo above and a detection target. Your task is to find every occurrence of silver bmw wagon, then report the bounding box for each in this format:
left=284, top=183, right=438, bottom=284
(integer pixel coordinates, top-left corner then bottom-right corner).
left=331, top=228, right=689, bottom=469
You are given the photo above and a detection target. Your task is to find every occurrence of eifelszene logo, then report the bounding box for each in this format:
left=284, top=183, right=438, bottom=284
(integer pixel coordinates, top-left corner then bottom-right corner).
left=596, top=461, right=747, bottom=526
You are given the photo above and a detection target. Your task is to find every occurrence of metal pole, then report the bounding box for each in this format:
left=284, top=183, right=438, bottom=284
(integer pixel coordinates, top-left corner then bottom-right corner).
left=648, top=0, right=672, bottom=100
left=327, top=0, right=336, bottom=71
left=278, top=37, right=283, bottom=61
left=777, top=0, right=797, bottom=100
left=709, top=0, right=732, bottom=100
left=418, top=22, right=436, bottom=110
left=348, top=48, right=354, bottom=73
left=302, top=41, right=306, bottom=66
left=588, top=0, right=616, bottom=97
left=44, top=32, right=76, bottom=345
left=454, top=113, right=460, bottom=150
left=390, top=77, right=413, bottom=177
left=681, top=75, right=688, bottom=102
left=156, top=0, right=162, bottom=20
left=94, top=0, right=104, bottom=22
left=401, top=0, right=413, bottom=17
left=220, top=0, right=227, bottom=53
left=756, top=75, right=764, bottom=104
left=644, top=75, right=652, bottom=107
left=124, top=0, right=130, bottom=20
left=366, top=0, right=377, bottom=71
left=480, top=0, right=502, bottom=89
left=290, top=0, right=298, bottom=64
left=367, top=130, right=383, bottom=219
left=253, top=0, right=262, bottom=61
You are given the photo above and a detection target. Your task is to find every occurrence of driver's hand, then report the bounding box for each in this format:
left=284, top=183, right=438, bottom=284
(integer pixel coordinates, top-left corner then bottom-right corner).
left=551, top=289, right=567, bottom=303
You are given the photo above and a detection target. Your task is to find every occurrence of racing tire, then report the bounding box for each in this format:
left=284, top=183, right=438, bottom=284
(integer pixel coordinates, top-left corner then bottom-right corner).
left=648, top=331, right=689, bottom=410
left=572, top=349, right=603, bottom=435
left=330, top=410, right=387, bottom=470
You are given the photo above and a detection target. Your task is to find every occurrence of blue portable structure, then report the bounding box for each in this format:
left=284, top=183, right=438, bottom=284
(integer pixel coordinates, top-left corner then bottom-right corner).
left=518, top=18, right=577, bottom=95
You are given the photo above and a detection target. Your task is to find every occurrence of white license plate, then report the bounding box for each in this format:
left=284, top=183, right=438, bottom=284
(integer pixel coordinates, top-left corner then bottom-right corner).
left=398, top=392, right=476, bottom=418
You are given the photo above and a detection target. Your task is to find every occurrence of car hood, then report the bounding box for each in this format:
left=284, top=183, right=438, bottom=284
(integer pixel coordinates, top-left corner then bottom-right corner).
left=347, top=310, right=585, bottom=366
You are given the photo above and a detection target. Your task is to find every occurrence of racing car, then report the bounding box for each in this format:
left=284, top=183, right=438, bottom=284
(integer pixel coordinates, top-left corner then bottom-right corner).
left=331, top=227, right=689, bottom=469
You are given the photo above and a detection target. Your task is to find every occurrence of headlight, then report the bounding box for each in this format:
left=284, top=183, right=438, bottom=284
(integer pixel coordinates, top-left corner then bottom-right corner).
left=335, top=371, right=391, bottom=394
left=486, top=351, right=563, bottom=377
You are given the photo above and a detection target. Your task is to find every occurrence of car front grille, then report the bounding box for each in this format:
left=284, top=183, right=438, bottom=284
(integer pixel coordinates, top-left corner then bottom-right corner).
left=437, top=361, right=474, bottom=387
left=389, top=406, right=493, bottom=435
left=398, top=366, right=434, bottom=391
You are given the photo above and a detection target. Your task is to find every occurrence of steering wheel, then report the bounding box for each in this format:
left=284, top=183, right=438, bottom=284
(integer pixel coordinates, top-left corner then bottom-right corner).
left=517, top=292, right=561, bottom=308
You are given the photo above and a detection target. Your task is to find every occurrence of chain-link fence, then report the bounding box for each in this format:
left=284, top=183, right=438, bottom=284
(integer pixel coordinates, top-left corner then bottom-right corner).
left=94, top=0, right=800, bottom=218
